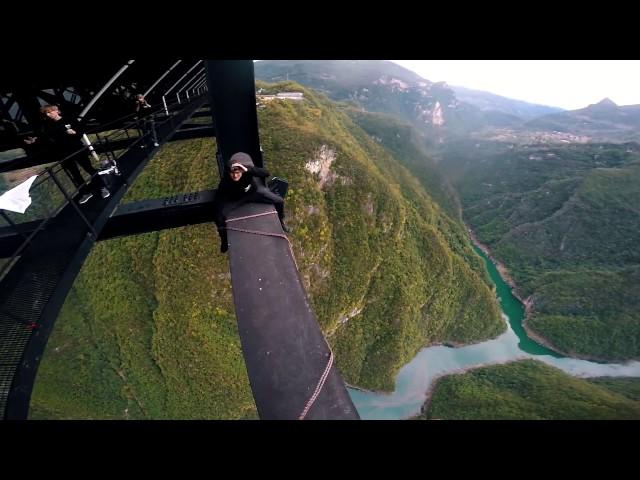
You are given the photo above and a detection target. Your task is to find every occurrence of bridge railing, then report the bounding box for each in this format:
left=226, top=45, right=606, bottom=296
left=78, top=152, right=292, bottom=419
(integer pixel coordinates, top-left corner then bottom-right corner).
left=0, top=90, right=209, bottom=280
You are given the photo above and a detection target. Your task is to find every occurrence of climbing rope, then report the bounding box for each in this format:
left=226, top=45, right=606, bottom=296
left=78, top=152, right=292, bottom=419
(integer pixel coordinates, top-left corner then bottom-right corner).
left=225, top=211, right=298, bottom=270
left=225, top=211, right=278, bottom=223
left=225, top=210, right=334, bottom=420
left=298, top=349, right=334, bottom=420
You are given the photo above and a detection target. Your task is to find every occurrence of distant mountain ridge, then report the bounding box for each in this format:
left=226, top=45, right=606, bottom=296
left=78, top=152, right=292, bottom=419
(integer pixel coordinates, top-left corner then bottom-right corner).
left=255, top=60, right=562, bottom=143
left=524, top=97, right=640, bottom=142
left=450, top=85, right=563, bottom=119
left=256, top=61, right=640, bottom=145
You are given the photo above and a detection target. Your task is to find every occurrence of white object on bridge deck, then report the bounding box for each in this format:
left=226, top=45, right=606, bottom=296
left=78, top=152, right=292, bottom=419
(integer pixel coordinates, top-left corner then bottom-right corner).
left=0, top=175, right=38, bottom=214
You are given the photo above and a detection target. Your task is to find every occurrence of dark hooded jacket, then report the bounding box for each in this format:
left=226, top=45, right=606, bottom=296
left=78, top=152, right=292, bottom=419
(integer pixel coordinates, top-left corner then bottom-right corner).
left=213, top=152, right=287, bottom=245
left=134, top=98, right=153, bottom=120
left=215, top=152, right=270, bottom=201
left=40, top=117, right=87, bottom=159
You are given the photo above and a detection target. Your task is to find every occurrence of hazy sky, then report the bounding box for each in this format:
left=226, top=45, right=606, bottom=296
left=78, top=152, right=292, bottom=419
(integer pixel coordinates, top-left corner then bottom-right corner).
left=390, top=60, right=640, bottom=110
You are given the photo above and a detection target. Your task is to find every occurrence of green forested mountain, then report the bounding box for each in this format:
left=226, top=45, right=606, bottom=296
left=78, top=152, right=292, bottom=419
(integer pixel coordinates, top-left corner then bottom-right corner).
left=29, top=82, right=503, bottom=418
left=255, top=60, right=536, bottom=143
left=255, top=60, right=427, bottom=95
left=256, top=61, right=640, bottom=412
left=420, top=360, right=640, bottom=420
left=587, top=376, right=640, bottom=402
left=344, top=108, right=460, bottom=219
left=442, top=140, right=640, bottom=361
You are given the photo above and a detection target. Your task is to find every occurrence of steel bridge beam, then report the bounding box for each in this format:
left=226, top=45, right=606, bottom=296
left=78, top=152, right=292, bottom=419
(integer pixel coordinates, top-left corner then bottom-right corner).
left=204, top=61, right=358, bottom=420
left=0, top=190, right=217, bottom=256
left=205, top=61, right=263, bottom=175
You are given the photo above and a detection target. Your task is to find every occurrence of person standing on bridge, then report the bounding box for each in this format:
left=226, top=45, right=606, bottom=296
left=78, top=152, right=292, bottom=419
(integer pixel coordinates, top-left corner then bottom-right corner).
left=133, top=94, right=159, bottom=148
left=213, top=152, right=289, bottom=253
left=24, top=105, right=110, bottom=204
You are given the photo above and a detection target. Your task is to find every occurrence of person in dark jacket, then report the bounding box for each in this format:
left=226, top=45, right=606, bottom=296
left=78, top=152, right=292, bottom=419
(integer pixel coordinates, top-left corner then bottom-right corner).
left=24, top=105, right=110, bottom=204
left=214, top=152, right=288, bottom=253
left=133, top=94, right=159, bottom=147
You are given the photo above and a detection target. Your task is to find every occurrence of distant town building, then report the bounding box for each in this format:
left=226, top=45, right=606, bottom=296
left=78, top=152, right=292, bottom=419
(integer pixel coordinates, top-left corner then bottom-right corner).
left=256, top=91, right=304, bottom=106
left=256, top=88, right=304, bottom=107
left=276, top=92, right=304, bottom=100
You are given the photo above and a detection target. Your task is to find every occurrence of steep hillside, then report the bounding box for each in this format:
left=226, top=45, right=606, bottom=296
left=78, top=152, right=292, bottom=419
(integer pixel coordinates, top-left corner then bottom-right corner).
left=256, top=82, right=503, bottom=390
left=419, top=360, right=640, bottom=420
left=587, top=377, right=640, bottom=402
left=29, top=83, right=503, bottom=418
left=442, top=140, right=640, bottom=361
left=344, top=108, right=460, bottom=219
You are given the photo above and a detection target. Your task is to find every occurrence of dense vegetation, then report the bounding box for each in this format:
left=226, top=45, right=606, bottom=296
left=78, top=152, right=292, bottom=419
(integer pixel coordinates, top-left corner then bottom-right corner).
left=30, top=84, right=503, bottom=418
left=442, top=140, right=640, bottom=361
left=420, top=360, right=640, bottom=420
left=587, top=377, right=640, bottom=402
left=30, top=133, right=258, bottom=419
left=345, top=109, right=460, bottom=219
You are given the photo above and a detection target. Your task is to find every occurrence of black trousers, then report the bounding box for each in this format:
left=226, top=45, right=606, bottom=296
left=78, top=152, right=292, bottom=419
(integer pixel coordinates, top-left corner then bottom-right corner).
left=215, top=186, right=285, bottom=249
left=138, top=117, right=158, bottom=145
left=63, top=153, right=105, bottom=196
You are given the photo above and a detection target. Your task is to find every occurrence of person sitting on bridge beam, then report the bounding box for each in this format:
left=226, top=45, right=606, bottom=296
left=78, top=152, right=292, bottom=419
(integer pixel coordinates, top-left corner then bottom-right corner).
left=24, top=105, right=110, bottom=204
left=213, top=152, right=289, bottom=253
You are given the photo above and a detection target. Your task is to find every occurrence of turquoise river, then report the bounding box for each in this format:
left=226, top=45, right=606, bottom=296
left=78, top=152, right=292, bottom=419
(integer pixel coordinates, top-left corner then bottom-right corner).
left=348, top=245, right=640, bottom=419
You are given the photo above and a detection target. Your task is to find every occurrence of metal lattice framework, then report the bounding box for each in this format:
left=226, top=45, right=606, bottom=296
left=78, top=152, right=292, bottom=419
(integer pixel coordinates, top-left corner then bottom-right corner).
left=0, top=60, right=359, bottom=420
